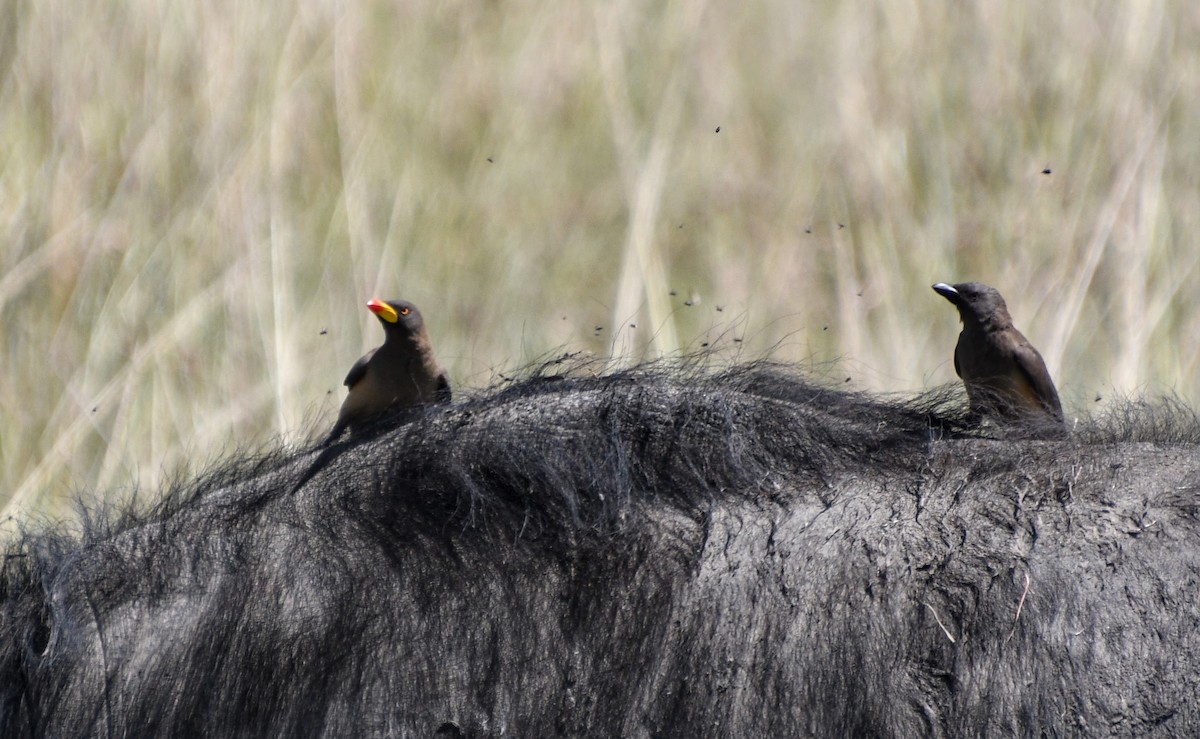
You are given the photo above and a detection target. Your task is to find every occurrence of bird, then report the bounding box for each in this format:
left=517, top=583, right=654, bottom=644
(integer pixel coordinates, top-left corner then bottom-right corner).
left=292, top=298, right=450, bottom=494
left=324, top=298, right=451, bottom=444
left=932, top=282, right=1064, bottom=433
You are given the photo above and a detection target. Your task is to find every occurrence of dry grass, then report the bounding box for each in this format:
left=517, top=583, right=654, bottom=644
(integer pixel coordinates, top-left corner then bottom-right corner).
left=2, top=1, right=1198, bottom=519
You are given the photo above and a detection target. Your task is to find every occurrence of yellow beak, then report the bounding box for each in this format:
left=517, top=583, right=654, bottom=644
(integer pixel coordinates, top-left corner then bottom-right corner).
left=367, top=299, right=399, bottom=323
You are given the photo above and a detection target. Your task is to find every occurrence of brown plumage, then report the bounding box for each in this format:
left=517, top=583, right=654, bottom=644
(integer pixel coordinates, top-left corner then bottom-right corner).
left=932, top=282, right=1064, bottom=432
left=324, top=298, right=450, bottom=444
left=292, top=299, right=450, bottom=494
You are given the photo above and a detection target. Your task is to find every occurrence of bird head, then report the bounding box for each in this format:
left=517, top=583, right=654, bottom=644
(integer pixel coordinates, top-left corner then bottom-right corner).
left=932, top=282, right=1013, bottom=329
left=367, top=298, right=426, bottom=336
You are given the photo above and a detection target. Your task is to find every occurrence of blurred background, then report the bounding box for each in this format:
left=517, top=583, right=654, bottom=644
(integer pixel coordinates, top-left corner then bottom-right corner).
left=2, top=1, right=1198, bottom=519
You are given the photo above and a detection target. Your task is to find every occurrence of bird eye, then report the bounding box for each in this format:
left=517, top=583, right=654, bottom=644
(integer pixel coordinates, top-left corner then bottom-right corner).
left=399, top=307, right=410, bottom=316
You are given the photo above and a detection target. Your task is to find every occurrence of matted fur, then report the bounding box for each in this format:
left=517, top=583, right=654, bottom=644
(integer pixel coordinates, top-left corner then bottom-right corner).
left=3, top=362, right=1199, bottom=737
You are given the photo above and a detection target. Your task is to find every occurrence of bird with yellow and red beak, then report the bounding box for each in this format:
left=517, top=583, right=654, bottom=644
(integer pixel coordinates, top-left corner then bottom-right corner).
left=324, top=298, right=451, bottom=444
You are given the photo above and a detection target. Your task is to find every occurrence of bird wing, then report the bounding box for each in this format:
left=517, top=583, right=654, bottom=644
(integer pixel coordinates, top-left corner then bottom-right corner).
left=343, top=349, right=376, bottom=388
left=435, top=372, right=452, bottom=403
left=1011, top=342, right=1063, bottom=419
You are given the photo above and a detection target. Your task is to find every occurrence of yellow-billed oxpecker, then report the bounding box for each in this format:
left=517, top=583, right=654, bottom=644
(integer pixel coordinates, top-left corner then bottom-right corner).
left=932, top=281, right=1064, bottom=433
left=293, top=298, right=450, bottom=493
left=325, top=298, right=450, bottom=444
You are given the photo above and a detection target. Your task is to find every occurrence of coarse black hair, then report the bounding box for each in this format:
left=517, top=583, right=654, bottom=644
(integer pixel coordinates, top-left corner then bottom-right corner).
left=3, top=360, right=1199, bottom=737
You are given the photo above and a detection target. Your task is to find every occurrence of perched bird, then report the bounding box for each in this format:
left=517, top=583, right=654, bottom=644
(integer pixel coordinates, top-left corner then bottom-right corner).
left=325, top=298, right=451, bottom=444
left=292, top=298, right=449, bottom=494
left=932, top=282, right=1064, bottom=432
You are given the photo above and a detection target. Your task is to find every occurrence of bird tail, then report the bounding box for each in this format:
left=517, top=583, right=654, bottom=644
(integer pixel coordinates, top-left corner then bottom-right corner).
left=289, top=428, right=344, bottom=494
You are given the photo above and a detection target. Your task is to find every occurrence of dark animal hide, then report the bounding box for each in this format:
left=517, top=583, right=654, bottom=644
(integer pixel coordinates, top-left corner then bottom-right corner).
left=3, top=362, right=1199, bottom=737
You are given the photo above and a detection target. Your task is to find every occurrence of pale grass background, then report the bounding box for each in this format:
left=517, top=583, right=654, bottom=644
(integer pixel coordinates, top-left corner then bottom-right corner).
left=2, top=1, right=1198, bottom=519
